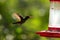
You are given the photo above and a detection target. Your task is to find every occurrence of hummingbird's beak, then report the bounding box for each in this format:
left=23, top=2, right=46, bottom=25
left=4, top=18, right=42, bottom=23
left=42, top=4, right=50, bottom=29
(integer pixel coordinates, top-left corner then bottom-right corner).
left=29, top=16, right=32, bottom=18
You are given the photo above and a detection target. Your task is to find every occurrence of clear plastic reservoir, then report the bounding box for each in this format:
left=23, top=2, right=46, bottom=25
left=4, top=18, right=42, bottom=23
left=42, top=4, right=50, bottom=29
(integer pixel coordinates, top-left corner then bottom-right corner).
left=49, top=2, right=60, bottom=28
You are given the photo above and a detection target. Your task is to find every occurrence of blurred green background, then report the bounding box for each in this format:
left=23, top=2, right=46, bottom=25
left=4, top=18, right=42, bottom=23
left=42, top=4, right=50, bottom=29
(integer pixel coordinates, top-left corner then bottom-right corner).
left=0, top=0, right=59, bottom=40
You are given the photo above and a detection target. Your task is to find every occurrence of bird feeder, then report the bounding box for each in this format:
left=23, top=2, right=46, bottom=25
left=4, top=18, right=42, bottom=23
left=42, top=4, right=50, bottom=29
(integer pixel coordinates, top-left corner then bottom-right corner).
left=36, top=0, right=60, bottom=38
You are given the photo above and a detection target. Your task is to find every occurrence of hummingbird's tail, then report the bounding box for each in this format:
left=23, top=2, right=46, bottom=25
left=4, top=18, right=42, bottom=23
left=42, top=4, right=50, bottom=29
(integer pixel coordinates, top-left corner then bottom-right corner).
left=13, top=22, right=21, bottom=24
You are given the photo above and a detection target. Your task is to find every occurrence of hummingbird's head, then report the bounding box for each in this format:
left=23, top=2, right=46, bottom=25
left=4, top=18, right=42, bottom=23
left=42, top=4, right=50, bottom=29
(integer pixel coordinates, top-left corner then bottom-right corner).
left=26, top=16, right=31, bottom=19
left=24, top=16, right=31, bottom=21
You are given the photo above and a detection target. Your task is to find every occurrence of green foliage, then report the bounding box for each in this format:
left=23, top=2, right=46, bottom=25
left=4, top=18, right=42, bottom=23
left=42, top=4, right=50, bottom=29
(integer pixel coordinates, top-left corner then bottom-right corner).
left=0, top=0, right=59, bottom=40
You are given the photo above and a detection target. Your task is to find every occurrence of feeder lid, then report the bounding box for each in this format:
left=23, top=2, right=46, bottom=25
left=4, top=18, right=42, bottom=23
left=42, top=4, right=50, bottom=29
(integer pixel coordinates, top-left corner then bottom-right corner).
left=50, top=0, right=60, bottom=1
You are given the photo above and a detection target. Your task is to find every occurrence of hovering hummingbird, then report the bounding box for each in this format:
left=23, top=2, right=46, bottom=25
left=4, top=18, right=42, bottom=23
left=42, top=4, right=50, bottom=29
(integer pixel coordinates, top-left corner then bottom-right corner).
left=13, top=13, right=31, bottom=24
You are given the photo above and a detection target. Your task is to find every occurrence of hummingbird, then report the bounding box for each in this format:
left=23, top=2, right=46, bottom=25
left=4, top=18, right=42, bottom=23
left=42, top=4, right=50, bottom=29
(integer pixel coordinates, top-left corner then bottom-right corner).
left=13, top=13, right=31, bottom=24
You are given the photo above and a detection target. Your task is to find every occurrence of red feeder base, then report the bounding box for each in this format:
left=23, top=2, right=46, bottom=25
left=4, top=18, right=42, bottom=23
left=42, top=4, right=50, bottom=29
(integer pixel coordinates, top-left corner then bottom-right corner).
left=36, top=30, right=60, bottom=38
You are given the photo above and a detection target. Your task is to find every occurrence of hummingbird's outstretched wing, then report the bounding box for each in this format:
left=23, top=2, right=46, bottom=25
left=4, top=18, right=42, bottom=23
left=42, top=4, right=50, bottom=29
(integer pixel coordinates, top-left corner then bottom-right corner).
left=16, top=13, right=23, bottom=20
